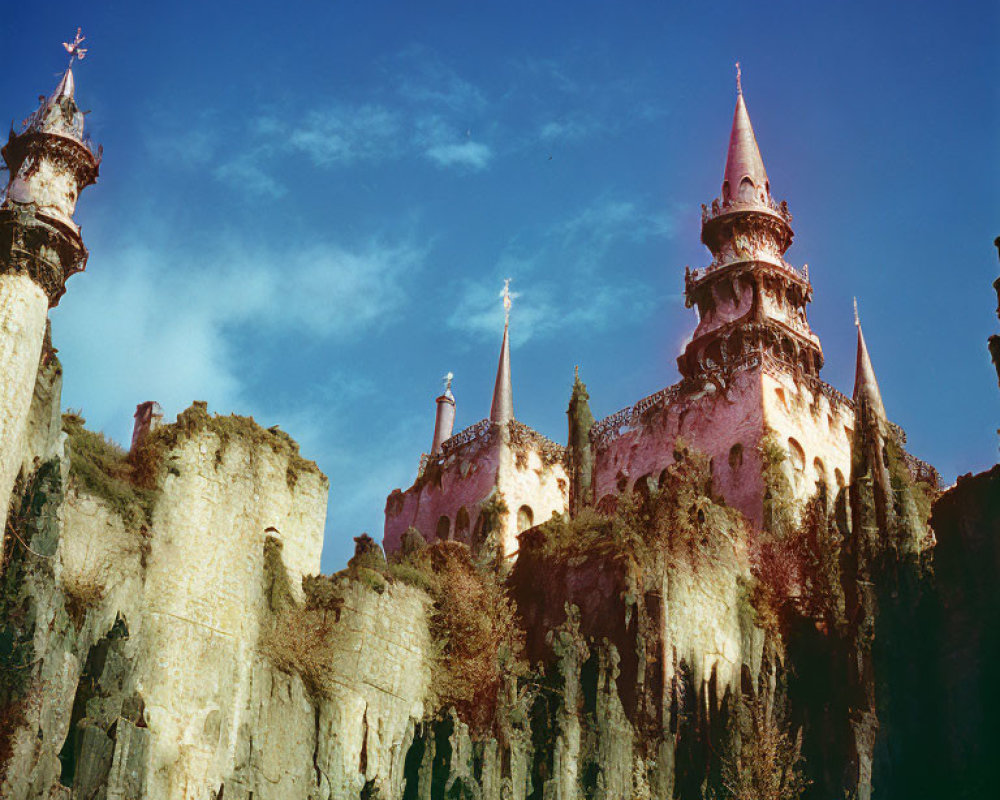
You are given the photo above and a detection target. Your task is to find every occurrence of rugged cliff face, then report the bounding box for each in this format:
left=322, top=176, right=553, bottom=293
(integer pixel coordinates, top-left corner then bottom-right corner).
left=0, top=344, right=996, bottom=799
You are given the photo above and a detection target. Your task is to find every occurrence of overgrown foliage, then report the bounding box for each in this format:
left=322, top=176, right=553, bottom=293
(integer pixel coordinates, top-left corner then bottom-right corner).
left=713, top=686, right=809, bottom=800
left=388, top=538, right=525, bottom=736
left=258, top=538, right=342, bottom=697
left=131, top=402, right=322, bottom=491
left=530, top=440, right=737, bottom=582
left=62, top=413, right=156, bottom=530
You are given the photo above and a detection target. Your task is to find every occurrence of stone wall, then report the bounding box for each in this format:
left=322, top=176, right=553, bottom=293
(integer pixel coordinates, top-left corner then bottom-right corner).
left=592, top=366, right=766, bottom=523
left=0, top=272, right=49, bottom=531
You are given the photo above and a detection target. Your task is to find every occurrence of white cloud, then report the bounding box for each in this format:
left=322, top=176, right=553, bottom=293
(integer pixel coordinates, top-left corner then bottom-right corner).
left=424, top=140, right=493, bottom=171
left=445, top=198, right=674, bottom=346
left=51, top=231, right=425, bottom=443
left=287, top=105, right=402, bottom=166
left=213, top=153, right=288, bottom=197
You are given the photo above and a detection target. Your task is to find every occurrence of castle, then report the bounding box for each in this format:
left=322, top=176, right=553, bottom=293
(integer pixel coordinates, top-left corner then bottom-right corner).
left=382, top=72, right=936, bottom=560
left=3, top=39, right=997, bottom=800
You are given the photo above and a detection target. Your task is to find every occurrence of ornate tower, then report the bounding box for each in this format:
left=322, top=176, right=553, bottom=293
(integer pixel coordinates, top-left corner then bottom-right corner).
left=679, top=71, right=821, bottom=381
left=0, top=34, right=100, bottom=525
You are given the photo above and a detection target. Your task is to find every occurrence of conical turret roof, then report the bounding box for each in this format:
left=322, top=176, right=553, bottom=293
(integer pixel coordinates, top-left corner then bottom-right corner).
left=489, top=320, right=513, bottom=424
left=853, top=304, right=886, bottom=420
left=722, top=88, right=770, bottom=204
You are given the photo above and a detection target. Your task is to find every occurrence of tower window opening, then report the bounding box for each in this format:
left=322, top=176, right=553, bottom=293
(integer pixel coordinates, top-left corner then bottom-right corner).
left=455, top=507, right=470, bottom=540
left=436, top=515, right=450, bottom=541
left=516, top=505, right=534, bottom=533
left=834, top=468, right=846, bottom=488
left=787, top=438, right=806, bottom=472
left=728, top=443, right=744, bottom=471
left=774, top=387, right=787, bottom=409
left=813, top=457, right=826, bottom=491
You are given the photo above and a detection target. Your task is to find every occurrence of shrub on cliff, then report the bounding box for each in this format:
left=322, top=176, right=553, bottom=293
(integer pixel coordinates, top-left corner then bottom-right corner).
left=528, top=439, right=739, bottom=578
left=62, top=413, right=156, bottom=530
left=714, top=685, right=809, bottom=800
left=258, top=538, right=342, bottom=697
left=425, top=542, right=524, bottom=734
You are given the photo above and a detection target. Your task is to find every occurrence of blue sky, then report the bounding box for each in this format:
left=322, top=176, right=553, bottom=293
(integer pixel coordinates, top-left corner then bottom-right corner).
left=2, top=2, right=997, bottom=571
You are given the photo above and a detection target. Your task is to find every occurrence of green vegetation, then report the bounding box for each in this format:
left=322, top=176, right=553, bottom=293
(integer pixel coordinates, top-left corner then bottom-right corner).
left=713, top=686, right=809, bottom=800
left=529, top=440, right=735, bottom=581
left=131, top=402, right=323, bottom=491
left=258, top=538, right=342, bottom=697
left=62, top=413, right=156, bottom=530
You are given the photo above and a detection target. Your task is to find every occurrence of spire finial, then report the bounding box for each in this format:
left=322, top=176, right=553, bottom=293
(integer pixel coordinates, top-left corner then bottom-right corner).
left=443, top=371, right=454, bottom=392
left=735, top=62, right=742, bottom=96
left=62, top=28, right=88, bottom=68
left=501, top=277, right=512, bottom=325
left=574, top=364, right=579, bottom=380
left=853, top=297, right=860, bottom=327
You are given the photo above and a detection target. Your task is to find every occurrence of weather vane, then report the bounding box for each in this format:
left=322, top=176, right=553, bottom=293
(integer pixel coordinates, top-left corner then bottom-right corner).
left=501, top=278, right=512, bottom=325
left=443, top=371, right=454, bottom=392
left=63, top=28, right=87, bottom=68
left=735, top=61, right=742, bottom=95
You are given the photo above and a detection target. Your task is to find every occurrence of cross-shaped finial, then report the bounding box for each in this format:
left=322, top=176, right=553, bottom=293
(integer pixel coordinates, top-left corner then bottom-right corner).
left=735, top=62, right=742, bottom=96
left=62, top=28, right=87, bottom=68
left=501, top=277, right=512, bottom=324
left=853, top=297, right=860, bottom=327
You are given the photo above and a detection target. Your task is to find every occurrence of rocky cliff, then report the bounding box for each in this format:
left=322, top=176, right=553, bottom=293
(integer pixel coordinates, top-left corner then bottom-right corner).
left=0, top=343, right=997, bottom=800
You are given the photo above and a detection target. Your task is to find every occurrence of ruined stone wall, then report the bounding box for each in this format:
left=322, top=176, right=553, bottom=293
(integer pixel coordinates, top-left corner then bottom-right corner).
left=592, top=367, right=766, bottom=524
left=133, top=426, right=326, bottom=800
left=1, top=375, right=435, bottom=800
left=0, top=272, right=50, bottom=530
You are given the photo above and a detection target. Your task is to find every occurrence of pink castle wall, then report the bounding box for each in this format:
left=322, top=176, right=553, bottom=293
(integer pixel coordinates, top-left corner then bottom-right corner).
left=383, top=431, right=503, bottom=554
left=592, top=366, right=767, bottom=525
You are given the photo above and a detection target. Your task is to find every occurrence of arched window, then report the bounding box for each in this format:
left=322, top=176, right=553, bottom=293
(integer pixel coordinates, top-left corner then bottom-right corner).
left=633, top=474, right=655, bottom=500
left=774, top=387, right=787, bottom=409
left=517, top=505, right=534, bottom=533
left=728, top=443, right=744, bottom=471
left=455, top=506, right=470, bottom=540
left=813, top=457, right=826, bottom=490
left=834, top=468, right=846, bottom=488
left=787, top=438, right=806, bottom=473
left=738, top=177, right=756, bottom=202
left=436, top=515, right=450, bottom=541
left=596, top=495, right=618, bottom=516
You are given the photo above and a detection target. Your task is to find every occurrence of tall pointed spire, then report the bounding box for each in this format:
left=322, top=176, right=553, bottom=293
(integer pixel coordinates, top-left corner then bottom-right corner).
left=489, top=279, right=514, bottom=424
left=722, top=64, right=770, bottom=205
left=852, top=299, right=886, bottom=420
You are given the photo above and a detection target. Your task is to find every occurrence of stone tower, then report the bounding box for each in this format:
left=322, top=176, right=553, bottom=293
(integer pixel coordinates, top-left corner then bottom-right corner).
left=590, top=74, right=856, bottom=522
left=0, top=53, right=100, bottom=527
left=680, top=81, right=821, bottom=384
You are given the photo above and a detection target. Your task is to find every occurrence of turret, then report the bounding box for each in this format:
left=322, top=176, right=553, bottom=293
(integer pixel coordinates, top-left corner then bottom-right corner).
left=0, top=32, right=100, bottom=535
left=430, top=373, right=456, bottom=453
left=680, top=65, right=821, bottom=383
left=489, top=279, right=514, bottom=424
left=849, top=302, right=892, bottom=538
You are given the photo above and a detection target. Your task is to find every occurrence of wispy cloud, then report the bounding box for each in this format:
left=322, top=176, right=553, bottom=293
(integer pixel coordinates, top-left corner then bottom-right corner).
left=287, top=105, right=402, bottom=166
left=446, top=198, right=675, bottom=346
left=52, top=228, right=425, bottom=441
